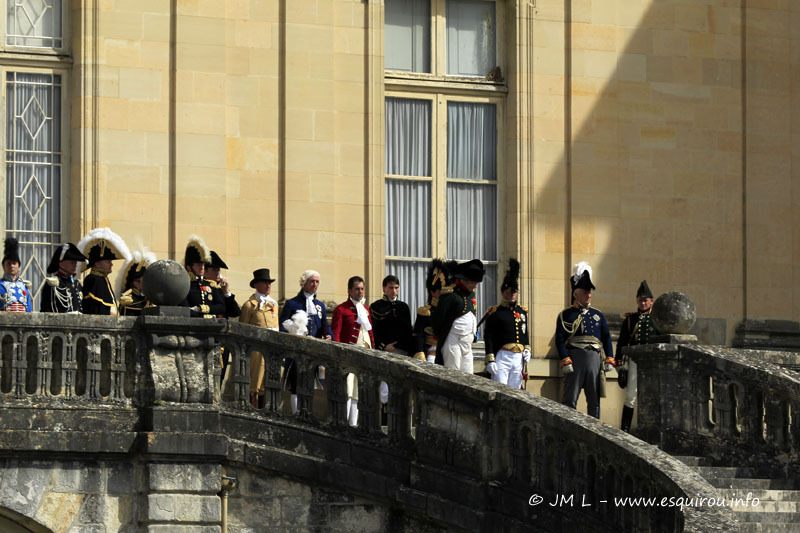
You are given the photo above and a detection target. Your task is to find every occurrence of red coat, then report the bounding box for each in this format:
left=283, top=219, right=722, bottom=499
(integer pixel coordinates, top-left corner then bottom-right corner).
left=331, top=299, right=374, bottom=347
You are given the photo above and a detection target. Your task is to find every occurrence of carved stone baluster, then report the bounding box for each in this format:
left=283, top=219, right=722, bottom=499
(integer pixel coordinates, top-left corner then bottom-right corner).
left=295, top=359, right=315, bottom=423
left=13, top=332, right=26, bottom=398
left=355, top=373, right=380, bottom=435
left=110, top=335, right=124, bottom=401
left=38, top=332, right=51, bottom=397
left=63, top=332, right=75, bottom=398
left=264, top=352, right=282, bottom=414
left=229, top=345, right=250, bottom=410
left=387, top=381, right=412, bottom=441
left=325, top=366, right=347, bottom=427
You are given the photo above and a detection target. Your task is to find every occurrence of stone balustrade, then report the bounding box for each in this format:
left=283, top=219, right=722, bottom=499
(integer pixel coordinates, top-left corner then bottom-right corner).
left=631, top=342, right=800, bottom=480
left=0, top=313, right=735, bottom=531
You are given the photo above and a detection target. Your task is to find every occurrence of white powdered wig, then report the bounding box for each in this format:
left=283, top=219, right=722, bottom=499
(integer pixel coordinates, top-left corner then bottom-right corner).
left=76, top=227, right=132, bottom=275
left=299, top=270, right=320, bottom=288
left=572, top=261, right=593, bottom=283
left=282, top=310, right=308, bottom=336
left=115, top=249, right=157, bottom=297
left=185, top=234, right=212, bottom=264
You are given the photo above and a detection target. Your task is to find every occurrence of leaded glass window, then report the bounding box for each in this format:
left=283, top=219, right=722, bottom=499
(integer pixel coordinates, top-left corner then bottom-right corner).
left=6, top=71, right=63, bottom=303
left=6, top=0, right=63, bottom=49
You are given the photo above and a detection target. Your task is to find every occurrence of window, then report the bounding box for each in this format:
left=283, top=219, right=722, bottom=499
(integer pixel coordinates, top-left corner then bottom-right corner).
left=6, top=0, right=64, bottom=49
left=1, top=1, right=68, bottom=307
left=385, top=0, right=498, bottom=78
left=384, top=0, right=503, bottom=323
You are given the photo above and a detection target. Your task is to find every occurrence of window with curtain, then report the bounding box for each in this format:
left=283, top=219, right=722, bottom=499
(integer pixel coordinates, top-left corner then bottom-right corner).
left=446, top=0, right=496, bottom=77
left=5, top=72, right=63, bottom=305
left=385, top=0, right=431, bottom=73
left=6, top=0, right=63, bottom=48
left=384, top=96, right=499, bottom=323
left=385, top=97, right=432, bottom=316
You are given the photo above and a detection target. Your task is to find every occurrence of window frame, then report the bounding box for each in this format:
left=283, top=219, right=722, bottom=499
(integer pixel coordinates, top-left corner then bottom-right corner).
left=0, top=0, right=70, bottom=57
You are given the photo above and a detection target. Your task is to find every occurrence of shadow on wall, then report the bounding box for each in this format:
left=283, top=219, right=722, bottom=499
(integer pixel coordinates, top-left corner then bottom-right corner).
left=533, top=0, right=744, bottom=356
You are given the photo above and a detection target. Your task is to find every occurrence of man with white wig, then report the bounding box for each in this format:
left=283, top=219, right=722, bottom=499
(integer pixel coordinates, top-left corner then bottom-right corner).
left=554, top=261, right=615, bottom=419
left=279, top=269, right=332, bottom=414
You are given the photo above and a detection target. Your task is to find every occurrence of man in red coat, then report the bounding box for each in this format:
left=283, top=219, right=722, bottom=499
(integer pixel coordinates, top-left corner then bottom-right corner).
left=331, top=276, right=374, bottom=426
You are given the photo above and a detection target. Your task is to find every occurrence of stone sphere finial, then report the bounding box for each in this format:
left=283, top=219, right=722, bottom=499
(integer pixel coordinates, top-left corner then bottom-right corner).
left=652, top=291, right=696, bottom=334
left=141, top=259, right=190, bottom=306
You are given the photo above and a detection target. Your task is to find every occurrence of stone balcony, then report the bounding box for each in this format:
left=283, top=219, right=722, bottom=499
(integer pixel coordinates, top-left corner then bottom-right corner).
left=0, top=313, right=737, bottom=532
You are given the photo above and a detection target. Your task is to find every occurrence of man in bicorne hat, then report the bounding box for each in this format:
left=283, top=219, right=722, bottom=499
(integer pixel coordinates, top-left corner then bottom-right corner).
left=78, top=227, right=132, bottom=315
left=0, top=238, right=31, bottom=312
left=118, top=251, right=156, bottom=316
left=432, top=259, right=485, bottom=374
left=412, top=259, right=455, bottom=363
left=483, top=259, right=530, bottom=389
left=180, top=235, right=226, bottom=318
left=205, top=250, right=241, bottom=319
left=616, top=280, right=659, bottom=432
left=239, top=268, right=279, bottom=408
left=555, top=261, right=614, bottom=418
left=40, top=243, right=87, bottom=313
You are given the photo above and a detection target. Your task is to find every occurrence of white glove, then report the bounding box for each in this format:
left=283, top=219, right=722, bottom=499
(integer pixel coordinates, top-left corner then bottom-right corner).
left=604, top=363, right=614, bottom=373
left=562, top=364, right=574, bottom=375
left=522, top=348, right=531, bottom=363
left=426, top=354, right=436, bottom=363
left=486, top=361, right=498, bottom=376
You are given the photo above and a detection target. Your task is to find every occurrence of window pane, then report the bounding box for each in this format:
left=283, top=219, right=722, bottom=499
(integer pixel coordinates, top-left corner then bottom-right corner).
left=7, top=0, right=63, bottom=49
left=446, top=183, right=497, bottom=261
left=475, top=263, right=497, bottom=337
left=6, top=72, right=63, bottom=307
left=385, top=0, right=430, bottom=73
left=446, top=0, right=496, bottom=76
left=385, top=259, right=429, bottom=322
left=447, top=102, right=496, bottom=180
left=386, top=179, right=431, bottom=258
left=385, top=97, right=431, bottom=177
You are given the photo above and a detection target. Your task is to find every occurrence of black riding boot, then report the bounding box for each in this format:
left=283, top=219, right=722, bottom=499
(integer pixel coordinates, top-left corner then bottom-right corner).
left=621, top=406, right=635, bottom=433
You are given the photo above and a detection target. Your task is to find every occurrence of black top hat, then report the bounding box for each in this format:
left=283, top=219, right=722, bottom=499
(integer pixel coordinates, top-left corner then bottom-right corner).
left=500, top=258, right=520, bottom=292
left=570, top=261, right=596, bottom=292
left=184, top=235, right=211, bottom=266
left=454, top=259, right=485, bottom=283
left=637, top=280, right=653, bottom=299
left=3, top=238, right=21, bottom=265
left=250, top=268, right=275, bottom=288
left=46, top=243, right=87, bottom=274
left=206, top=251, right=228, bottom=270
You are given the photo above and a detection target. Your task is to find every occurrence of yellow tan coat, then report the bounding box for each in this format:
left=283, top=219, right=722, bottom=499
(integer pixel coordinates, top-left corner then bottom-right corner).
left=239, top=293, right=279, bottom=395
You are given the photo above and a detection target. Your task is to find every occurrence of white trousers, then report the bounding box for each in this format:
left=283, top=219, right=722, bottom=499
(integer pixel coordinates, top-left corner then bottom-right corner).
left=624, top=359, right=638, bottom=408
left=491, top=349, right=523, bottom=389
left=442, top=329, right=474, bottom=374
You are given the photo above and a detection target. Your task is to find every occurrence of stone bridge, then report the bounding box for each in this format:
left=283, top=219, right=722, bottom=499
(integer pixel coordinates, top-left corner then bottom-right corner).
left=2, top=313, right=795, bottom=532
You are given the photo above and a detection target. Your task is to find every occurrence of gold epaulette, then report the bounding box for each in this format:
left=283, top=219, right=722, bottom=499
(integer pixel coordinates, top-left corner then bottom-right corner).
left=417, top=304, right=431, bottom=316
left=440, top=283, right=455, bottom=295
left=520, top=305, right=528, bottom=313
left=486, top=305, right=497, bottom=315
left=46, top=276, right=59, bottom=287
left=206, top=280, right=220, bottom=289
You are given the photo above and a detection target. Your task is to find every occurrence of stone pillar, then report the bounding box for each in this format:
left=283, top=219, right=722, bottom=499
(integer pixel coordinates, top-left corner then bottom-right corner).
left=144, top=463, right=222, bottom=532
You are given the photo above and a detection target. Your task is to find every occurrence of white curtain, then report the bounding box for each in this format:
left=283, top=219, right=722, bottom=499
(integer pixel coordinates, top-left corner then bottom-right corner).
left=447, top=101, right=496, bottom=180
left=385, top=0, right=430, bottom=73
left=6, top=72, right=62, bottom=304
left=386, top=179, right=431, bottom=258
left=446, top=0, right=496, bottom=77
left=446, top=101, right=498, bottom=330
left=385, top=97, right=431, bottom=177
left=385, top=259, right=428, bottom=322
left=6, top=0, right=63, bottom=48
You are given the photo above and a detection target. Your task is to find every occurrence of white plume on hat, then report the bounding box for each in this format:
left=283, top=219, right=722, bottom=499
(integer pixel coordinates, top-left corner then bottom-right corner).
left=76, top=227, right=132, bottom=275
left=572, top=261, right=592, bottom=283
left=116, top=249, right=157, bottom=297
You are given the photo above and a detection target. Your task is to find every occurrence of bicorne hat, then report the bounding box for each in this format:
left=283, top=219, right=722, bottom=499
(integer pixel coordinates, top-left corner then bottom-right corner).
left=117, top=250, right=157, bottom=296
left=454, top=259, right=485, bottom=283
left=46, top=243, right=87, bottom=274
left=184, top=235, right=211, bottom=267
left=206, top=250, right=228, bottom=270
left=77, top=227, right=132, bottom=272
left=570, top=261, right=596, bottom=292
left=636, top=280, right=653, bottom=299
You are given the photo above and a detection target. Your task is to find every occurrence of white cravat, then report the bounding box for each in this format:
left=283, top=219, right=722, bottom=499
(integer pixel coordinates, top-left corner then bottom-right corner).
left=256, top=292, right=276, bottom=310
left=304, top=291, right=317, bottom=316
left=351, top=297, right=372, bottom=331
